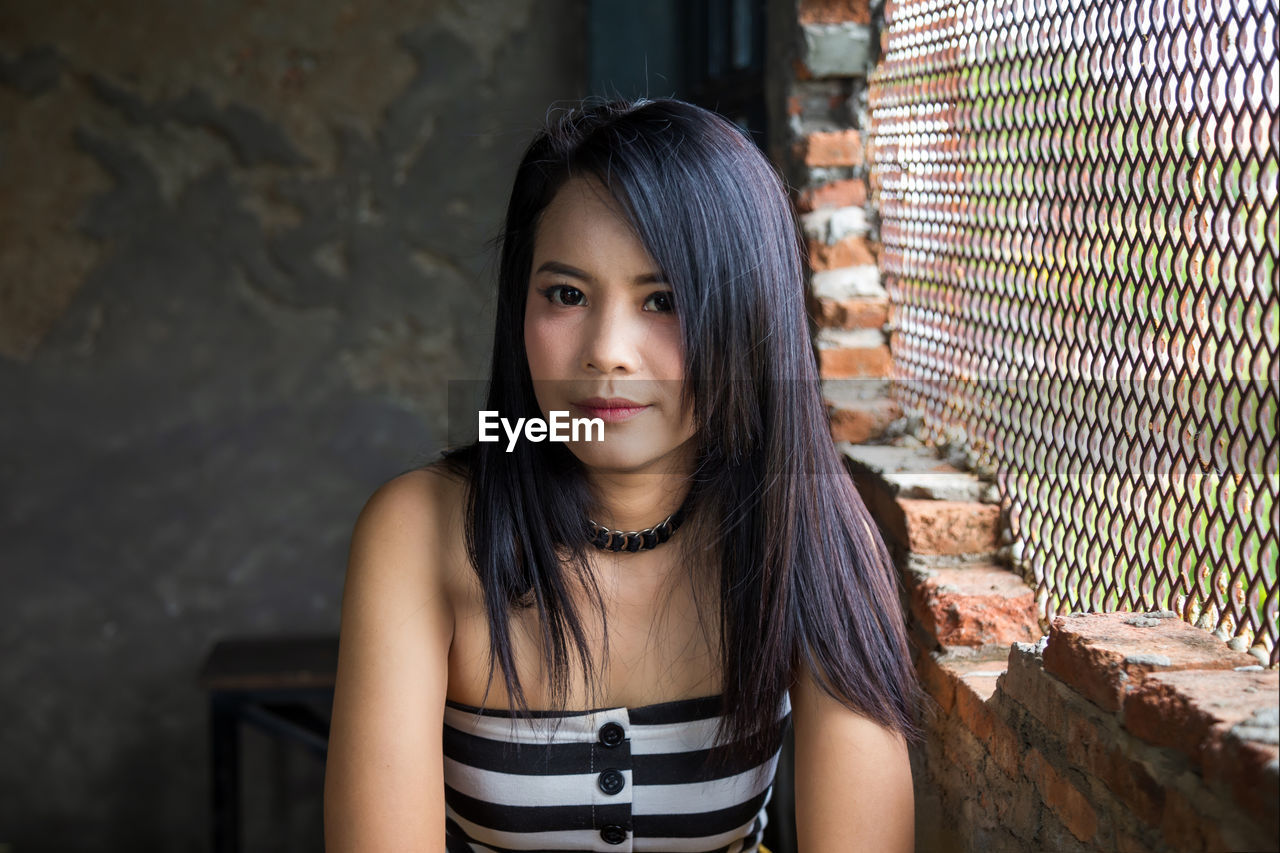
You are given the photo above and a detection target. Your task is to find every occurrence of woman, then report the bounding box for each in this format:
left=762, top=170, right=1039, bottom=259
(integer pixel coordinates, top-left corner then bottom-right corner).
left=324, top=99, right=919, bottom=852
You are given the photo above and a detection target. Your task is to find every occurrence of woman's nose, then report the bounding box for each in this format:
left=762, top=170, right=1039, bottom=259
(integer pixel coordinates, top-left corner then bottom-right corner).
left=581, top=302, right=641, bottom=375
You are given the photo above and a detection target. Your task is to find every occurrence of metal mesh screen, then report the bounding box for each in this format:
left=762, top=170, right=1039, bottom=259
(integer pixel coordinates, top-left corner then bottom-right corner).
left=868, top=0, right=1279, bottom=662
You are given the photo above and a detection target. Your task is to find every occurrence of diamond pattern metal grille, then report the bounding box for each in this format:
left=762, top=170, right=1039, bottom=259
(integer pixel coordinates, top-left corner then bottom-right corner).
left=869, top=0, right=1279, bottom=662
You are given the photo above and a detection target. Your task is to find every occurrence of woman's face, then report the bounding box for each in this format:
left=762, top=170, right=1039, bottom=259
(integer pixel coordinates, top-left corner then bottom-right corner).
left=524, top=177, right=697, bottom=475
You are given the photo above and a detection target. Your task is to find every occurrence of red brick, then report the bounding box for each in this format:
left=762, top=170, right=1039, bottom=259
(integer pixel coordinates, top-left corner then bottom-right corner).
left=1115, top=828, right=1153, bottom=853
left=1000, top=645, right=1172, bottom=828
left=1001, top=776, right=1045, bottom=842
left=1083, top=741, right=1166, bottom=826
left=1057, top=711, right=1166, bottom=825
left=1060, top=716, right=1095, bottom=770
left=911, top=565, right=1040, bottom=647
left=807, top=235, right=876, bottom=271
left=987, top=712, right=1024, bottom=780
left=918, top=650, right=958, bottom=712
left=1124, top=669, right=1279, bottom=826
left=817, top=343, right=890, bottom=378
left=940, top=716, right=987, bottom=780
left=1206, top=729, right=1280, bottom=828
left=1202, top=822, right=1233, bottom=853
left=896, top=498, right=1001, bottom=556
left=852, top=474, right=1001, bottom=558
left=1159, top=786, right=1231, bottom=852
left=798, top=0, right=872, bottom=25
left=796, top=129, right=865, bottom=167
left=920, top=651, right=1007, bottom=722
left=795, top=178, right=867, bottom=212
left=954, top=669, right=1001, bottom=742
left=1123, top=669, right=1278, bottom=763
left=1043, top=612, right=1258, bottom=713
left=810, top=294, right=888, bottom=329
left=954, top=657, right=1007, bottom=700
left=1024, top=748, right=1099, bottom=844
left=827, top=398, right=899, bottom=443
left=1001, top=642, right=1073, bottom=735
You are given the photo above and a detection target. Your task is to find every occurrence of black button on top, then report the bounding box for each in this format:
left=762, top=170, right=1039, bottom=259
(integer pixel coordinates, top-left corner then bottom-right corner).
left=598, top=768, right=625, bottom=795
left=598, top=722, right=625, bottom=747
left=600, top=824, right=628, bottom=845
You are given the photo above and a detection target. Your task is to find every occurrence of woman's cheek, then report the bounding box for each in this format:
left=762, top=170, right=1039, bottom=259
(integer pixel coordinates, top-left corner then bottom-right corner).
left=524, top=313, right=567, bottom=379
left=653, top=323, right=686, bottom=381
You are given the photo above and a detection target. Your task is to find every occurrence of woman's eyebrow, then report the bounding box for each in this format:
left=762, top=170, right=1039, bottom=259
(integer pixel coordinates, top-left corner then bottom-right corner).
left=534, top=260, right=667, bottom=284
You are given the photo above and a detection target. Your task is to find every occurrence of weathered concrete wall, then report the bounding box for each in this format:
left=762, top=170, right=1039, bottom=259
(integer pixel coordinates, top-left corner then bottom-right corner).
left=0, top=1, right=583, bottom=849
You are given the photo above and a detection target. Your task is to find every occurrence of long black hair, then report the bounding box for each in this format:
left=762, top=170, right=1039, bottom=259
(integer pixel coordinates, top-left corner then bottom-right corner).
left=441, top=98, right=920, bottom=760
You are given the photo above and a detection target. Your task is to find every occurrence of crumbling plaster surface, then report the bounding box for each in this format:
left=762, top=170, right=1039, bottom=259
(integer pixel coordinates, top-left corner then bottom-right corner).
left=0, top=0, right=582, bottom=849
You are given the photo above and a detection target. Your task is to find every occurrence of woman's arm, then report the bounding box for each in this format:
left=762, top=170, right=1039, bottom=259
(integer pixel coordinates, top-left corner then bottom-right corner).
left=324, top=470, right=456, bottom=853
left=791, top=668, right=915, bottom=853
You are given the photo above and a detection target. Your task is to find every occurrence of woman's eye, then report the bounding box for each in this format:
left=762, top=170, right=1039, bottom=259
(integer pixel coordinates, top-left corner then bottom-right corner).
left=644, top=291, right=676, bottom=313
left=543, top=285, right=586, bottom=306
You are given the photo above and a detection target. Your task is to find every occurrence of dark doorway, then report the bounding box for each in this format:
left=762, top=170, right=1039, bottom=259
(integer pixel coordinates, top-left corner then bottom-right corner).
left=587, top=0, right=767, bottom=146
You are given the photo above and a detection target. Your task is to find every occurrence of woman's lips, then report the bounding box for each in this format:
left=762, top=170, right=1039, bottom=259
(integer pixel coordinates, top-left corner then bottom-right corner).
left=571, top=398, right=650, bottom=423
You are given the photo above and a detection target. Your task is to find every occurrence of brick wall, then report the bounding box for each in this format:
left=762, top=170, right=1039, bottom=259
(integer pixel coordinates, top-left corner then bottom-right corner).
left=772, top=0, right=901, bottom=444
left=772, top=1, right=1280, bottom=851
left=847, top=444, right=1278, bottom=852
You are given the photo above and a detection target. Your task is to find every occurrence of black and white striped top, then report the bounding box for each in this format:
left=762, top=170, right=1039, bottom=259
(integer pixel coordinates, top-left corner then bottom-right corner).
left=442, top=693, right=791, bottom=852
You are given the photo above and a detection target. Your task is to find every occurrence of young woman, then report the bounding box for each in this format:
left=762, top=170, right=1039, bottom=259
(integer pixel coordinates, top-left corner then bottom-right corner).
left=324, top=99, right=919, bottom=853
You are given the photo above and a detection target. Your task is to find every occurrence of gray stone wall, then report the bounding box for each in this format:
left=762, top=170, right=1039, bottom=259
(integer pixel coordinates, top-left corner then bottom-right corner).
left=0, top=1, right=583, bottom=849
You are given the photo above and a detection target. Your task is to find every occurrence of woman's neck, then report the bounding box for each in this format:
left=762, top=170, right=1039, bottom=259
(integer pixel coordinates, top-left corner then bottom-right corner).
left=583, top=456, right=694, bottom=532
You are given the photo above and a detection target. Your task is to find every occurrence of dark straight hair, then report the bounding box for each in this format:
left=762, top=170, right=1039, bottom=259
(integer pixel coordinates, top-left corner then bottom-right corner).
left=441, top=98, right=920, bottom=760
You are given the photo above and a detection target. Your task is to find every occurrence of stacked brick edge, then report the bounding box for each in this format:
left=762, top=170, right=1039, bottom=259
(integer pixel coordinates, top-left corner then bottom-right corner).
left=778, top=0, right=1280, bottom=850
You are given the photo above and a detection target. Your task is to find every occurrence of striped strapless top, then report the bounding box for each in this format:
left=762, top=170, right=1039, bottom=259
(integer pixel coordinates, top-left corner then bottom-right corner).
left=442, top=693, right=791, bottom=852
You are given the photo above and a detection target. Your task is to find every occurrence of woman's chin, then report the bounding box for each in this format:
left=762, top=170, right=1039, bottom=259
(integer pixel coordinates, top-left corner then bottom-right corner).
left=563, top=440, right=681, bottom=475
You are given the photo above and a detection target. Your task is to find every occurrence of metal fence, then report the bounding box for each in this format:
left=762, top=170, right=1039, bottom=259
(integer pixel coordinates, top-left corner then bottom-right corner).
left=868, top=0, right=1279, bottom=662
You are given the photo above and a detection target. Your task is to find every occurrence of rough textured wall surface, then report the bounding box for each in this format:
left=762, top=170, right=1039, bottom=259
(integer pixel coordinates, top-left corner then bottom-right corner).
left=0, top=1, right=582, bottom=849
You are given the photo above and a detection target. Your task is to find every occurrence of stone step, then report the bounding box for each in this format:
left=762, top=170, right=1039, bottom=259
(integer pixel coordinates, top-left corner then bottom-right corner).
left=905, top=558, right=1041, bottom=649
left=839, top=442, right=997, bottom=503
left=826, top=395, right=899, bottom=444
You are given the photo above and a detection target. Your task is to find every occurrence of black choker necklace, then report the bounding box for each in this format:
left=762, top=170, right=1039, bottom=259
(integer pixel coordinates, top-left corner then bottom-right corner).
left=586, top=504, right=688, bottom=553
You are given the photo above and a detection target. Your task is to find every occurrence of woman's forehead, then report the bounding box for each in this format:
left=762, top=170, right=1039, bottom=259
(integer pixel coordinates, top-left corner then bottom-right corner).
left=531, top=177, right=660, bottom=275
left=543, top=177, right=623, bottom=222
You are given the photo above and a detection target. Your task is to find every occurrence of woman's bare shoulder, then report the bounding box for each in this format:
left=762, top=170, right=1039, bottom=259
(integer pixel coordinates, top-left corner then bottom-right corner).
left=347, top=462, right=470, bottom=599
left=360, top=460, right=465, bottom=514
